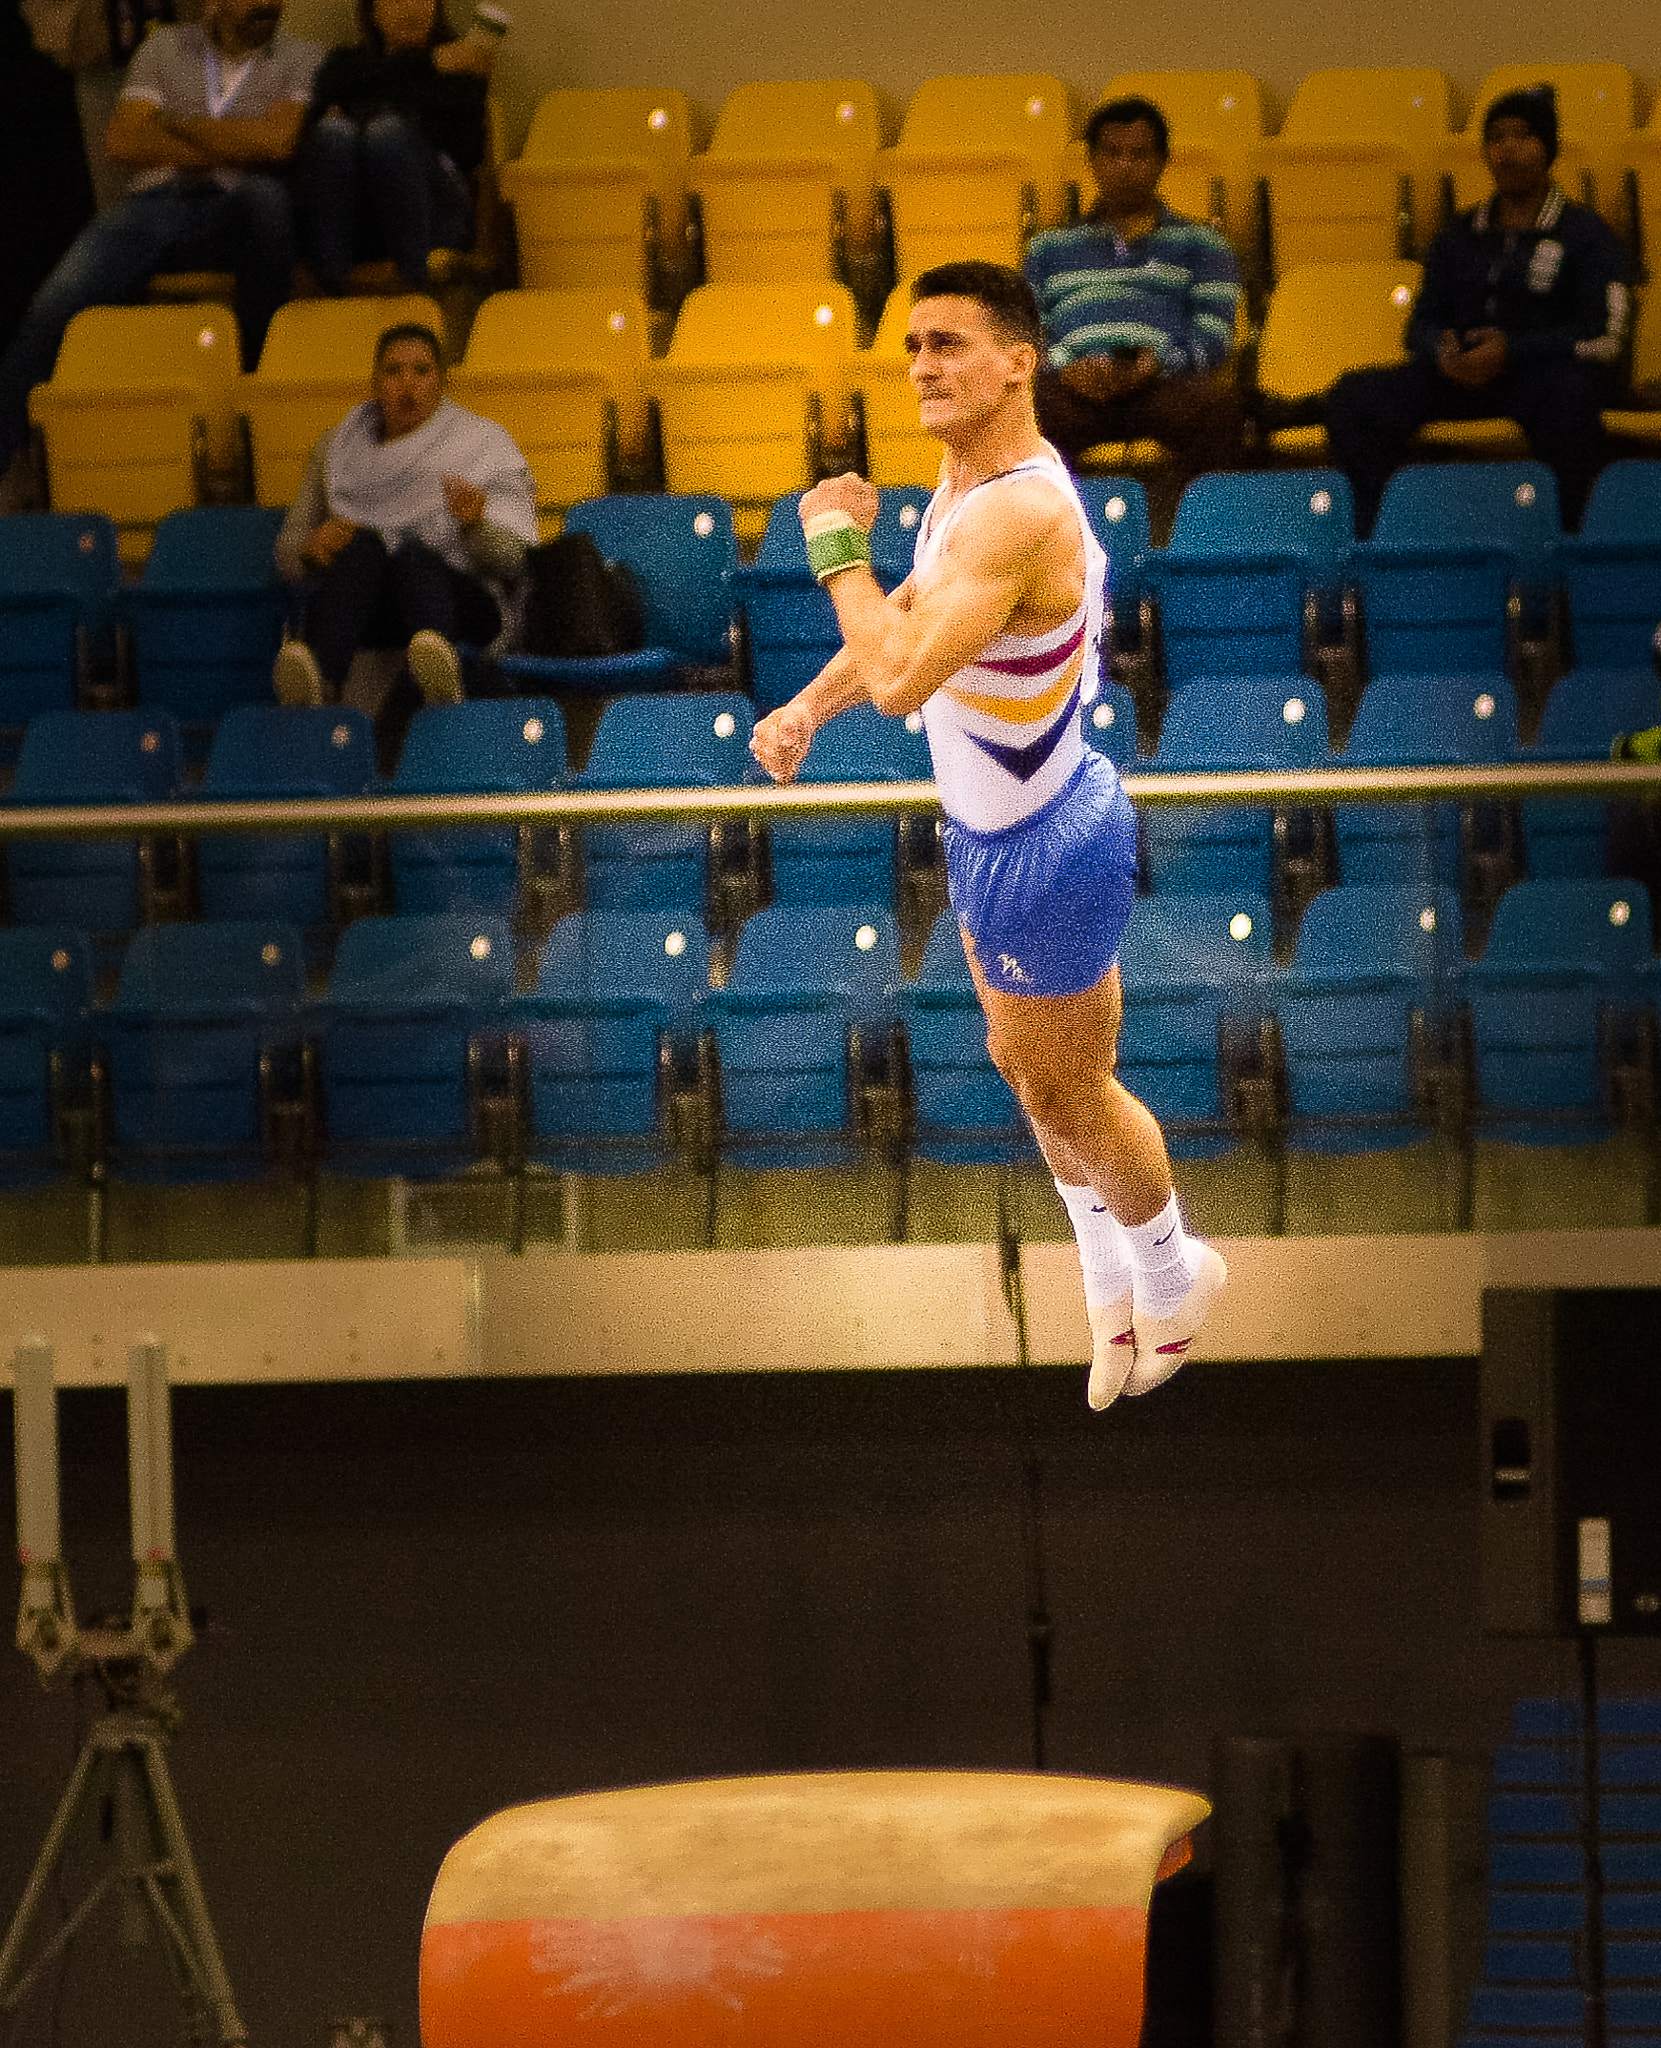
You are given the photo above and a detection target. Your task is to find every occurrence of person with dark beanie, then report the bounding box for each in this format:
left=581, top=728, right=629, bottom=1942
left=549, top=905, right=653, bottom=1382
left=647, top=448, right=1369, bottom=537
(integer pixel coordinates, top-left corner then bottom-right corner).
left=1326, top=85, right=1630, bottom=535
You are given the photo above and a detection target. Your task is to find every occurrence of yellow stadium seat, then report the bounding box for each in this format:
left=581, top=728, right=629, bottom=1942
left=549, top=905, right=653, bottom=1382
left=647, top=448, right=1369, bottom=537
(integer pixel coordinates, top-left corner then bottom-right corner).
left=499, top=88, right=693, bottom=303
left=649, top=282, right=859, bottom=540
left=853, top=284, right=938, bottom=488
left=1257, top=69, right=1453, bottom=274
left=238, top=293, right=443, bottom=508
left=876, top=74, right=1073, bottom=281
left=448, top=289, right=652, bottom=536
left=28, top=303, right=241, bottom=564
left=1414, top=417, right=1529, bottom=457
left=689, top=81, right=883, bottom=291
left=1446, top=64, right=1637, bottom=230
left=1602, top=289, right=1661, bottom=447
left=1254, top=261, right=1422, bottom=460
left=1626, top=99, right=1661, bottom=287
left=1075, top=71, right=1268, bottom=254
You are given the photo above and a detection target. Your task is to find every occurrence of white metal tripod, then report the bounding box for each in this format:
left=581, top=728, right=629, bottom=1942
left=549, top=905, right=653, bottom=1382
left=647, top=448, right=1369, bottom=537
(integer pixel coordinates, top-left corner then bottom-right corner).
left=3, top=1339, right=246, bottom=2048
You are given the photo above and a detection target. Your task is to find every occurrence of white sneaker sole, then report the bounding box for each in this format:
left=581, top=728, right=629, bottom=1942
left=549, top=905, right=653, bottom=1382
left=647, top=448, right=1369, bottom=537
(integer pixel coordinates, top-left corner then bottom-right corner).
left=408, top=629, right=462, bottom=704
left=1086, top=1293, right=1137, bottom=1411
left=273, top=641, right=324, bottom=708
left=1126, top=1245, right=1228, bottom=1396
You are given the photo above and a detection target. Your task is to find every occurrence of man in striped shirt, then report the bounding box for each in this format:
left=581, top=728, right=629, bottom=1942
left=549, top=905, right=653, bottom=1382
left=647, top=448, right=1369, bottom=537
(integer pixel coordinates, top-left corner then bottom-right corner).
left=1022, top=96, right=1243, bottom=524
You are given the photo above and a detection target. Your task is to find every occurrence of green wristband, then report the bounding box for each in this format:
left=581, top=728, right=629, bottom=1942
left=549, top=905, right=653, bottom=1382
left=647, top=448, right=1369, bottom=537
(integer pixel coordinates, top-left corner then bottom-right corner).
left=804, top=516, right=872, bottom=584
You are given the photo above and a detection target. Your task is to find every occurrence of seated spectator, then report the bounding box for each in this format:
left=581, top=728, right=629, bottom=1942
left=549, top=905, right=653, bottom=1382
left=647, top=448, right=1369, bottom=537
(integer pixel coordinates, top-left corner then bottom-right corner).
left=1022, top=95, right=1244, bottom=527
left=272, top=320, right=536, bottom=715
left=1326, top=86, right=1630, bottom=537
left=298, top=0, right=498, bottom=295
left=0, top=0, right=319, bottom=478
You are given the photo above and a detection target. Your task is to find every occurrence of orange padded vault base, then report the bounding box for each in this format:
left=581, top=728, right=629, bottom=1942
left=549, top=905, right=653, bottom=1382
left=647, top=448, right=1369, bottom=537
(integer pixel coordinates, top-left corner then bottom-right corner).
left=419, top=1771, right=1209, bottom=2048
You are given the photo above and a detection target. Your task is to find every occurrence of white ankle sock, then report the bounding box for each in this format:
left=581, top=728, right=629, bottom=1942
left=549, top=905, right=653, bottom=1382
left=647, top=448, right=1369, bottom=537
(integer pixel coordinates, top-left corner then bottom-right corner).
left=1123, top=1192, right=1204, bottom=1316
left=1054, top=1181, right=1133, bottom=1309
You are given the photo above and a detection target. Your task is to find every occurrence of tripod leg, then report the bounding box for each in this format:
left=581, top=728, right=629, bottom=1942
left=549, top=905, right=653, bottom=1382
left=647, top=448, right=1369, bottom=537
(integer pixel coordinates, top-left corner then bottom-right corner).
left=0, top=1740, right=105, bottom=2014
left=134, top=1730, right=248, bottom=2048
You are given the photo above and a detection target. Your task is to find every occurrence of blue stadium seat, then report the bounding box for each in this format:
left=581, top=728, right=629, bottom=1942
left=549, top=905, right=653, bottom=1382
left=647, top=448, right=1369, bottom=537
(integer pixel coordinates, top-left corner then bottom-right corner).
left=1519, top=795, right=1613, bottom=883
left=0, top=928, right=93, bottom=1189
left=0, top=513, right=119, bottom=731
left=770, top=700, right=933, bottom=908
left=1082, top=682, right=1140, bottom=769
left=387, top=699, right=565, bottom=917
left=496, top=494, right=739, bottom=694
left=898, top=909, right=1033, bottom=1165
left=1275, top=884, right=1464, bottom=1150
left=1468, top=878, right=1654, bottom=1143
left=571, top=692, right=755, bottom=912
left=315, top=913, right=516, bottom=1178
left=1145, top=549, right=1306, bottom=684
left=739, top=487, right=930, bottom=713
left=1156, top=675, right=1330, bottom=770
left=1533, top=667, right=1659, bottom=760
left=195, top=705, right=378, bottom=936
left=1145, top=470, right=1354, bottom=682
left=1525, top=667, right=1657, bottom=881
left=1143, top=677, right=1327, bottom=896
left=1553, top=460, right=1661, bottom=672
left=1140, top=800, right=1274, bottom=899
left=1333, top=801, right=1462, bottom=891
left=1459, top=1694, right=1661, bottom=2048
left=1333, top=677, right=1519, bottom=901
left=704, top=903, right=901, bottom=1166
left=7, top=709, right=181, bottom=934
left=1342, top=674, right=1522, bottom=766
left=102, top=920, right=309, bottom=1183
left=1355, top=461, right=1561, bottom=674
left=511, top=908, right=712, bottom=1171
left=1075, top=474, right=1153, bottom=612
left=1169, top=468, right=1355, bottom=581
left=1117, top=891, right=1275, bottom=1157
left=116, top=507, right=288, bottom=736
left=1532, top=466, right=1661, bottom=880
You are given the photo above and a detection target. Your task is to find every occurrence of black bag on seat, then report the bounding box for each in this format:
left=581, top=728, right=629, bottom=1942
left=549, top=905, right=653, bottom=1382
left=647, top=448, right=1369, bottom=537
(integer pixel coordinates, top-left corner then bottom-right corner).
left=520, top=532, right=646, bottom=658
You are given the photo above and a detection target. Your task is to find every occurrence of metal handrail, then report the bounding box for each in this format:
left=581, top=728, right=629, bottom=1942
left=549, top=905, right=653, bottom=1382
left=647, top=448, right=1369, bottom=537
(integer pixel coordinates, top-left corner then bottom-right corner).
left=2, top=759, right=1660, bottom=839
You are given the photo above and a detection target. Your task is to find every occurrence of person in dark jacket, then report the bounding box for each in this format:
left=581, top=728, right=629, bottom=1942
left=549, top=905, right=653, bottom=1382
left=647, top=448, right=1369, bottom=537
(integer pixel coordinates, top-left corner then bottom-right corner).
left=298, top=0, right=496, bottom=294
left=1326, top=86, right=1630, bottom=535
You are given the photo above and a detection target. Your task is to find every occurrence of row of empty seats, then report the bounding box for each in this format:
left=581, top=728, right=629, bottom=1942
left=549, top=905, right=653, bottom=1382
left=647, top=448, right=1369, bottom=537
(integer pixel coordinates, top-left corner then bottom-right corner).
left=3, top=705, right=1657, bottom=1082
left=499, top=65, right=1661, bottom=307
left=24, top=259, right=1661, bottom=568
left=9, top=461, right=1659, bottom=741
left=1, top=878, right=1654, bottom=1192
left=1462, top=1697, right=1661, bottom=2048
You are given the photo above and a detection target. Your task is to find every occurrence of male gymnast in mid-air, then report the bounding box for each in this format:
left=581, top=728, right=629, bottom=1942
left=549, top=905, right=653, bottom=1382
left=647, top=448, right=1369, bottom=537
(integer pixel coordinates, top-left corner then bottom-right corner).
left=750, top=259, right=1226, bottom=1409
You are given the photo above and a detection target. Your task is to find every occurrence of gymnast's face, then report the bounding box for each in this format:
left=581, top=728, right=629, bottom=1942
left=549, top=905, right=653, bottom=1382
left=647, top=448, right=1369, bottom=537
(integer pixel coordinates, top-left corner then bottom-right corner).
left=906, top=296, right=1035, bottom=443
left=373, top=337, right=444, bottom=439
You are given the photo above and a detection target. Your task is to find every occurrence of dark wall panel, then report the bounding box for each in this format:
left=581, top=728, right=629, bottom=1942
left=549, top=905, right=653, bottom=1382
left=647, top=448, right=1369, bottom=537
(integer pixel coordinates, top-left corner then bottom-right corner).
left=3, top=1360, right=1657, bottom=2048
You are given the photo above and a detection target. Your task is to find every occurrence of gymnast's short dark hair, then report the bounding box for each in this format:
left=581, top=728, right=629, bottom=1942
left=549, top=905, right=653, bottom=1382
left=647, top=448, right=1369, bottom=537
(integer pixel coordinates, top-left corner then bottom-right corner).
left=910, top=262, right=1045, bottom=353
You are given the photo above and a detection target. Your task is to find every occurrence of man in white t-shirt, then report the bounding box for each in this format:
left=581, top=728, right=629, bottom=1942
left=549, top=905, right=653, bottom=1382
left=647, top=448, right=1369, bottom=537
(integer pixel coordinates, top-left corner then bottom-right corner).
left=0, top=0, right=319, bottom=473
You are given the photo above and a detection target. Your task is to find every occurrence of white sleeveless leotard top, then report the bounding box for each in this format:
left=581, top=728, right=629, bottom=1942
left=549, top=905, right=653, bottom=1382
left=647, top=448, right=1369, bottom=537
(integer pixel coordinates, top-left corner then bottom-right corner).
left=913, top=448, right=1109, bottom=835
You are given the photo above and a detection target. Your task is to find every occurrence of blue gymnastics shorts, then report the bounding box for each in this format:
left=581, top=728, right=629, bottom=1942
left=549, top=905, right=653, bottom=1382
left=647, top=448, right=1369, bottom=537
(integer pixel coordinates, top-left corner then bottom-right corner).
left=942, top=753, right=1139, bottom=999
